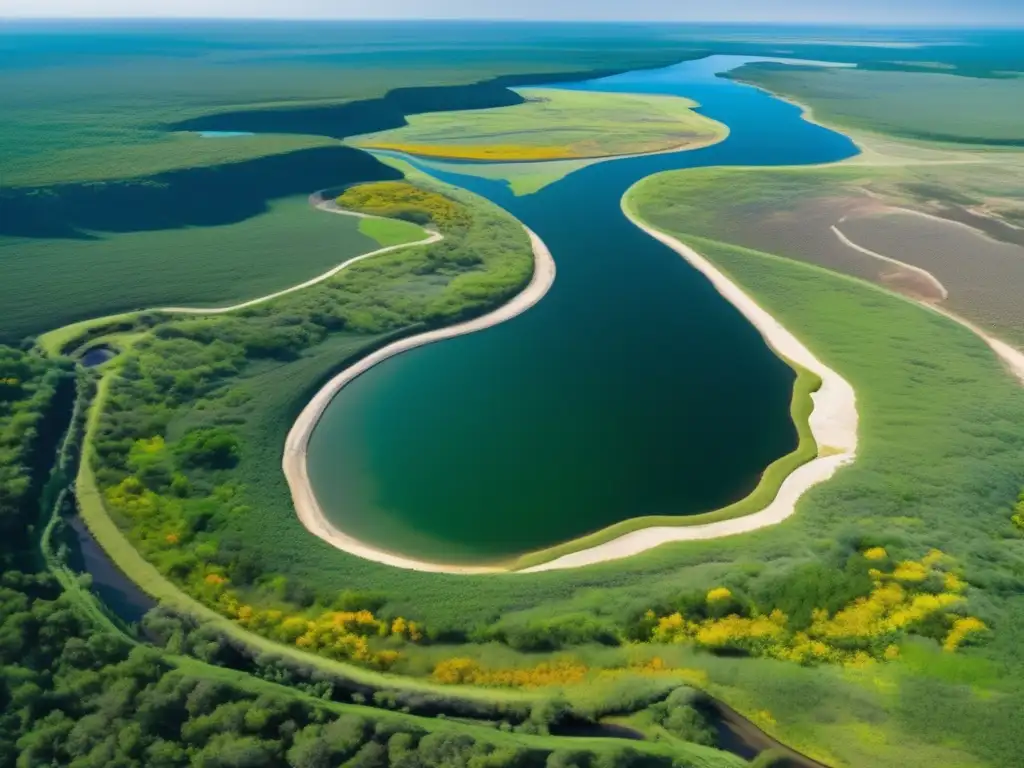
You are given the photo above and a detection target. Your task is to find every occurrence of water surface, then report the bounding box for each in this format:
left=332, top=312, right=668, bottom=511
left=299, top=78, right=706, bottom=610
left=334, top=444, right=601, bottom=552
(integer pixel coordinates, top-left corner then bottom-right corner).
left=307, top=56, right=858, bottom=564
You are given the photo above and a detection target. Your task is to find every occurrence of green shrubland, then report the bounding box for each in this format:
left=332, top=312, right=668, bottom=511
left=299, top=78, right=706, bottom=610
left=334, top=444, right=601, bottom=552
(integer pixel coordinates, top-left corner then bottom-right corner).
left=0, top=343, right=745, bottom=768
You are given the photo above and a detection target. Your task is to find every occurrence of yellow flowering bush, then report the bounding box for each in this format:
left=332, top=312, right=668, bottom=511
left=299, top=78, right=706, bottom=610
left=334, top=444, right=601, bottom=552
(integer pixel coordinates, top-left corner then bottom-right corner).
left=892, top=561, right=929, bottom=583
left=432, top=657, right=588, bottom=687
left=943, top=617, right=987, bottom=652
left=647, top=551, right=986, bottom=667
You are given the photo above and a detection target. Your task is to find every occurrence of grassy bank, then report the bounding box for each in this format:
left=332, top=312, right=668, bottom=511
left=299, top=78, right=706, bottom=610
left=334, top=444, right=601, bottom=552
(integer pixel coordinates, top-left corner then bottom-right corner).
left=351, top=87, right=727, bottom=161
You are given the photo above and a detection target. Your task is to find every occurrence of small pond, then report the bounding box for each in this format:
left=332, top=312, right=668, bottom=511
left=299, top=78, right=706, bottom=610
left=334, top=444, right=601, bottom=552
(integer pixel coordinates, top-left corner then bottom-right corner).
left=80, top=345, right=116, bottom=367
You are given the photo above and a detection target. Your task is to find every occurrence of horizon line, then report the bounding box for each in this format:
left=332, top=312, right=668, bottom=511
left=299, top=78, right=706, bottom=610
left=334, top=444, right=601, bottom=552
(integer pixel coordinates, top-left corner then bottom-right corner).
left=2, top=16, right=1022, bottom=29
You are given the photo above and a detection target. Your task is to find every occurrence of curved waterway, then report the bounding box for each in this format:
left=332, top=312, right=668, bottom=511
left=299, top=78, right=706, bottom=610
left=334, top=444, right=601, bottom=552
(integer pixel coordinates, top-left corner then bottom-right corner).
left=306, top=56, right=858, bottom=565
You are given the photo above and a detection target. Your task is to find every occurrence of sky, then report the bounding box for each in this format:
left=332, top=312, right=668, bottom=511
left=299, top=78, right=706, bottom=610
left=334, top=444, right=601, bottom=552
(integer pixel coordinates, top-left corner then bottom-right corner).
left=3, top=0, right=1023, bottom=24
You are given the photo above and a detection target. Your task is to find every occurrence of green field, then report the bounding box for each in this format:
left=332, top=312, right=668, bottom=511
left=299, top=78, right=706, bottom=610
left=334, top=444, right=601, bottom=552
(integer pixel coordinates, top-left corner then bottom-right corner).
left=731, top=63, right=1024, bottom=145
left=0, top=196, right=392, bottom=342
left=350, top=88, right=727, bottom=161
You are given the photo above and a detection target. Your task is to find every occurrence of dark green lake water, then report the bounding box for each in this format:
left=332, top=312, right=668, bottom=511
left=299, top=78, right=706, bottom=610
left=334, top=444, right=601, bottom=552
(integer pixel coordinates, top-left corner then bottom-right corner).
left=306, top=56, right=858, bottom=564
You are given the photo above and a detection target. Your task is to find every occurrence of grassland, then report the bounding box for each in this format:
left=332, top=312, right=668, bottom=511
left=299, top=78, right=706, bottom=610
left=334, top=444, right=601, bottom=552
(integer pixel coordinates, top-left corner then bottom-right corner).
left=0, top=195, right=386, bottom=342
left=350, top=88, right=727, bottom=161
left=730, top=63, right=1024, bottom=145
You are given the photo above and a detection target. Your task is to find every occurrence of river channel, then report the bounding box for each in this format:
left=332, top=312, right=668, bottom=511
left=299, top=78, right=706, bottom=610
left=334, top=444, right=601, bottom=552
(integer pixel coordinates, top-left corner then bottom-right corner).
left=305, top=56, right=859, bottom=564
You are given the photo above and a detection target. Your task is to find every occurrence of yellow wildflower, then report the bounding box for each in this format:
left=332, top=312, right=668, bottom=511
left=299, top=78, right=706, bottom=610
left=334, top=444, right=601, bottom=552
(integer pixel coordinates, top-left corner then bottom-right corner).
left=893, top=561, right=929, bottom=583
left=943, top=617, right=987, bottom=652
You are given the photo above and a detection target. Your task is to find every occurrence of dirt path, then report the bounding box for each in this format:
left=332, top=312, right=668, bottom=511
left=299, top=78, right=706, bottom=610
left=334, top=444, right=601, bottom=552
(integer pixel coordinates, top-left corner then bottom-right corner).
left=832, top=222, right=1024, bottom=386
left=832, top=223, right=949, bottom=300
left=283, top=227, right=557, bottom=574
left=160, top=198, right=441, bottom=315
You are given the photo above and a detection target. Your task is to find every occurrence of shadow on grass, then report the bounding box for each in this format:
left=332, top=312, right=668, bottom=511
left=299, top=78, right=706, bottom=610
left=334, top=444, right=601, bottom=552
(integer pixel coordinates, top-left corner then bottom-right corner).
left=0, top=146, right=403, bottom=239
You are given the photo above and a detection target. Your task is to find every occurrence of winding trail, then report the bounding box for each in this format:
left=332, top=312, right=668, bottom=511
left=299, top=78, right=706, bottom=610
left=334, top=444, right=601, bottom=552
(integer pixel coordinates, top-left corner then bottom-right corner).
left=832, top=221, right=1024, bottom=386
left=159, top=194, right=442, bottom=315
left=832, top=222, right=949, bottom=300
left=283, top=227, right=557, bottom=574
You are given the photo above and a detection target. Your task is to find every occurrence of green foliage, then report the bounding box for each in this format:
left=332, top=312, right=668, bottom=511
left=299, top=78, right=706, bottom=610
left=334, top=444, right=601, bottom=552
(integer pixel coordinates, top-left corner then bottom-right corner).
left=0, top=195, right=388, bottom=343
left=338, top=182, right=472, bottom=232
left=1011, top=490, right=1024, bottom=531
left=477, top=614, right=621, bottom=653
left=0, top=346, right=69, bottom=561
left=175, top=429, right=242, bottom=471
left=647, top=688, right=716, bottom=747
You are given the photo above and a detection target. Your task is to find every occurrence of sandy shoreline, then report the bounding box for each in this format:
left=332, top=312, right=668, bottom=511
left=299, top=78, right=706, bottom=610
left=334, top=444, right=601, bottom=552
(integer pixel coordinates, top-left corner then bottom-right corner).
left=287, top=199, right=859, bottom=574
left=283, top=226, right=557, bottom=574
left=516, top=202, right=860, bottom=573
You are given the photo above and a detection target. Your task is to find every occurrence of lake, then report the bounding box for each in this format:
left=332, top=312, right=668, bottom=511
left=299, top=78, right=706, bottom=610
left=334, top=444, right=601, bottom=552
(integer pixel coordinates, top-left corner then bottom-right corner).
left=305, top=56, right=859, bottom=565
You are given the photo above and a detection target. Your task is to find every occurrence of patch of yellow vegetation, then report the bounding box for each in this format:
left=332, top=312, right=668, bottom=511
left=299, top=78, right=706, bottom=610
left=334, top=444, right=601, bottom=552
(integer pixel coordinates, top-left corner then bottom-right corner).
left=337, top=180, right=469, bottom=231
left=360, top=142, right=583, bottom=162
left=648, top=549, right=985, bottom=667
left=432, top=657, right=588, bottom=687
left=431, top=655, right=709, bottom=689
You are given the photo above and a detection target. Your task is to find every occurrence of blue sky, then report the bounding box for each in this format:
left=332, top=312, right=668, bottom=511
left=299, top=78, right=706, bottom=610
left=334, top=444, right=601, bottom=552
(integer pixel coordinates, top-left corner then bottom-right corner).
left=4, top=0, right=1023, bottom=24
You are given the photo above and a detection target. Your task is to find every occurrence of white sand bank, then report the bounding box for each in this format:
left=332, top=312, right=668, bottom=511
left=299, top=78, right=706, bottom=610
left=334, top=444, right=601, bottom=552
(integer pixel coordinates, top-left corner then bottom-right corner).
left=283, top=227, right=557, bottom=574
left=517, top=203, right=860, bottom=573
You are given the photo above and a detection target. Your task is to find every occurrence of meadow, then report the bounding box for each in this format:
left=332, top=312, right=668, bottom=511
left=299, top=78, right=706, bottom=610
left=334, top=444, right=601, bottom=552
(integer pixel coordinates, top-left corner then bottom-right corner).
left=349, top=88, right=727, bottom=161
left=0, top=21, right=703, bottom=187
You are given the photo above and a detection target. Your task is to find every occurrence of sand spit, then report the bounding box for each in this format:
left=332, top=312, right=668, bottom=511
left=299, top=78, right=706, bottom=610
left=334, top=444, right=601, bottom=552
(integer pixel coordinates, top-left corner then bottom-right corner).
left=284, top=227, right=557, bottom=574
left=516, top=202, right=861, bottom=573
